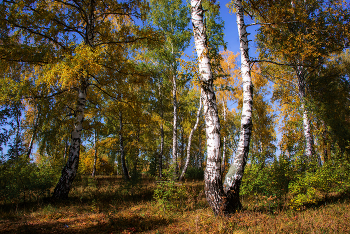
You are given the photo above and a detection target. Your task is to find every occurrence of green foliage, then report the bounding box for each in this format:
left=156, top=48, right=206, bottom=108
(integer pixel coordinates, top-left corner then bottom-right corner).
left=147, top=153, right=158, bottom=177
left=202, top=0, right=226, bottom=76
left=242, top=152, right=350, bottom=210
left=185, top=167, right=204, bottom=180
left=242, top=157, right=291, bottom=198
left=289, top=158, right=350, bottom=209
left=153, top=180, right=187, bottom=212
left=308, top=50, right=350, bottom=153
left=153, top=167, right=187, bottom=212
left=0, top=155, right=58, bottom=204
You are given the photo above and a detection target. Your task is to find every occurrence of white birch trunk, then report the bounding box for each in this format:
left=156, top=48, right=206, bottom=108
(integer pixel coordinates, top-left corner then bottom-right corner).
left=172, top=74, right=178, bottom=177
left=302, top=104, right=314, bottom=157
left=296, top=66, right=315, bottom=159
left=92, top=128, right=98, bottom=177
left=179, top=94, right=202, bottom=181
left=52, top=79, right=87, bottom=199
left=223, top=0, right=253, bottom=211
left=222, top=101, right=227, bottom=174
left=191, top=0, right=224, bottom=215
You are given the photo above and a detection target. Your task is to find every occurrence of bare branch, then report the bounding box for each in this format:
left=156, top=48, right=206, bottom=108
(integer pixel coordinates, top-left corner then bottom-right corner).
left=251, top=59, right=315, bottom=68
left=24, top=89, right=70, bottom=99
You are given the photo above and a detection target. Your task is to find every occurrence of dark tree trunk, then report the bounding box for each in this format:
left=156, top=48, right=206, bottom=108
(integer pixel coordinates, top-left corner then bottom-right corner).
left=119, top=110, right=129, bottom=181
left=27, top=107, right=40, bottom=158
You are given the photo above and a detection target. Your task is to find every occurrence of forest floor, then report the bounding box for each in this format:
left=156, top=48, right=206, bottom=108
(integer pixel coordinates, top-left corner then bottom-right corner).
left=1, top=175, right=350, bottom=233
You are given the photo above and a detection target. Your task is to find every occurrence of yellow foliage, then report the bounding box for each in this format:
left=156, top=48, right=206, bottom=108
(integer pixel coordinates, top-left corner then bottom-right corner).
left=37, top=44, right=105, bottom=89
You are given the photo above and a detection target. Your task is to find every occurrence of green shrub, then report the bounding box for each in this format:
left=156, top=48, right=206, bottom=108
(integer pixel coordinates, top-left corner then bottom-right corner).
left=153, top=180, right=187, bottom=212
left=289, top=159, right=350, bottom=209
left=241, top=157, right=292, bottom=199
left=185, top=167, right=204, bottom=180
left=153, top=166, right=187, bottom=212
left=0, top=155, right=58, bottom=204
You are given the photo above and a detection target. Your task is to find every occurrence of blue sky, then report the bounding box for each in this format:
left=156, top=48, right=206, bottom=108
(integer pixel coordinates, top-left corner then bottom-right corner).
left=219, top=1, right=241, bottom=53
left=219, top=0, right=260, bottom=56
left=217, top=1, right=282, bottom=156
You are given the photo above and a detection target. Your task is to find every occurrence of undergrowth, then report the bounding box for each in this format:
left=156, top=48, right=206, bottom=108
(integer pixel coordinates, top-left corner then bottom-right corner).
left=0, top=175, right=350, bottom=233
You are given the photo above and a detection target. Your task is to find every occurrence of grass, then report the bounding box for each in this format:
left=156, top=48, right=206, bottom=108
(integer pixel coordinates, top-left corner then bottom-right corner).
left=0, top=175, right=349, bottom=233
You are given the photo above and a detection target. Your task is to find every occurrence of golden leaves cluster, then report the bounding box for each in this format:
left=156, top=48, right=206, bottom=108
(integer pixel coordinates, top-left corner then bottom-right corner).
left=37, top=44, right=105, bottom=88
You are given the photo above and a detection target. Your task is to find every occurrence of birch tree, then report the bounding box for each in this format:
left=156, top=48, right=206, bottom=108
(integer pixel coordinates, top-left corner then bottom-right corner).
left=2, top=0, right=155, bottom=199
left=191, top=0, right=224, bottom=214
left=51, top=0, right=96, bottom=199
left=223, top=0, right=254, bottom=211
left=191, top=0, right=253, bottom=214
left=179, top=93, right=202, bottom=181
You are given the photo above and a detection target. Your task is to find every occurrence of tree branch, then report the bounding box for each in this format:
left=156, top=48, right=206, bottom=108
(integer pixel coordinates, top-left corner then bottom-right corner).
left=251, top=59, right=315, bottom=68
left=25, top=89, right=70, bottom=99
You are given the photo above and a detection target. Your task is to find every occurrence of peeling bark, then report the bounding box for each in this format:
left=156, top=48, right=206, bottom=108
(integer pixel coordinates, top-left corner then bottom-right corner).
left=52, top=0, right=95, bottom=199
left=179, top=94, right=202, bottom=181
left=222, top=101, right=227, bottom=174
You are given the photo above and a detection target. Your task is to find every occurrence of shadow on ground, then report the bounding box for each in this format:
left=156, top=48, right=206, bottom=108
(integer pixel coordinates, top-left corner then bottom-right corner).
left=1, top=214, right=171, bottom=234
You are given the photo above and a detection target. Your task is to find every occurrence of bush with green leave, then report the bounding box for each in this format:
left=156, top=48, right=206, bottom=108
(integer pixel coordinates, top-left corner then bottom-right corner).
left=241, top=156, right=292, bottom=199
left=0, top=154, right=58, bottom=204
left=184, top=167, right=204, bottom=180
left=289, top=157, right=350, bottom=209
left=153, top=166, right=187, bottom=212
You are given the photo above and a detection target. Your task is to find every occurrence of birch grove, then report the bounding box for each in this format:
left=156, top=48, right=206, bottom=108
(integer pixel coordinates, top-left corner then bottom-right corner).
left=1, top=0, right=350, bottom=220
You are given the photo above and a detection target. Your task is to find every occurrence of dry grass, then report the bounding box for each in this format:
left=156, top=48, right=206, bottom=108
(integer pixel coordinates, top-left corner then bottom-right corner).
left=0, top=175, right=349, bottom=233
